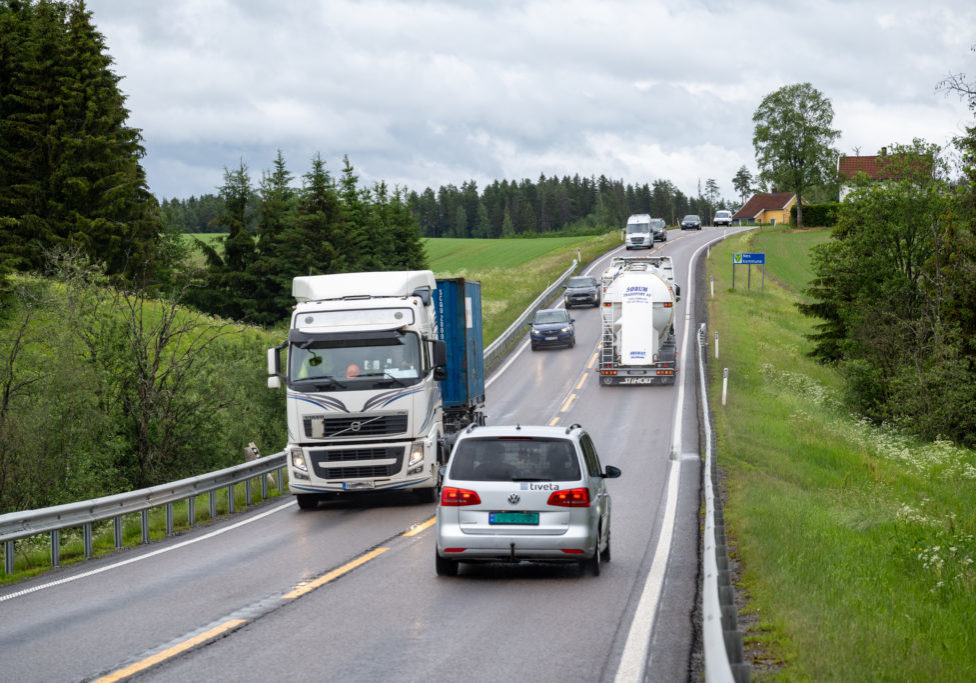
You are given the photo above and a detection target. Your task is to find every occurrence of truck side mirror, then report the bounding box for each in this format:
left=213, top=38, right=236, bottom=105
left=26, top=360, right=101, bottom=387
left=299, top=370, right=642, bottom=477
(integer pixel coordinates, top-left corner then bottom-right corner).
left=431, top=338, right=448, bottom=376
left=674, top=284, right=681, bottom=301
left=267, top=346, right=283, bottom=389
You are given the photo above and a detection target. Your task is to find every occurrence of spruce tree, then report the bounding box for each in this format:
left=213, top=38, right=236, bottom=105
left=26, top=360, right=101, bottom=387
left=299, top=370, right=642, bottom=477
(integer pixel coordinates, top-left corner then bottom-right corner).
left=248, top=150, right=297, bottom=324
left=0, top=0, right=160, bottom=280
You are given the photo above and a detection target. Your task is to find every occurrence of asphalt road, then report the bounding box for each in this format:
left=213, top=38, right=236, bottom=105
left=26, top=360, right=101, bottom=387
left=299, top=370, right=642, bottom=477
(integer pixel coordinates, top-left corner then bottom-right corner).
left=0, top=226, right=748, bottom=682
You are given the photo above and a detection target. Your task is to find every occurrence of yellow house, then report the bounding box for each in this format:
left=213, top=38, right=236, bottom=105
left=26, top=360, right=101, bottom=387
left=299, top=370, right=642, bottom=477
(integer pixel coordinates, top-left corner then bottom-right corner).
left=731, top=192, right=800, bottom=225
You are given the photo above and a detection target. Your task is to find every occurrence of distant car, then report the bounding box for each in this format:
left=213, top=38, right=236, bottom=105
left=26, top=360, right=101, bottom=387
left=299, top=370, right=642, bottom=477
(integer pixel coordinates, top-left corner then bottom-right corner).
left=713, top=210, right=732, bottom=227
left=650, top=218, right=668, bottom=241
left=564, top=276, right=600, bottom=308
left=435, top=423, right=622, bottom=576
left=680, top=214, right=701, bottom=230
left=528, top=308, right=575, bottom=349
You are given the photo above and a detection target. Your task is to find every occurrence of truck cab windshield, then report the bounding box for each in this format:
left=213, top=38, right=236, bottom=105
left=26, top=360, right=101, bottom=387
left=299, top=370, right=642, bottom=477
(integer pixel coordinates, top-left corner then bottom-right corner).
left=289, top=333, right=423, bottom=391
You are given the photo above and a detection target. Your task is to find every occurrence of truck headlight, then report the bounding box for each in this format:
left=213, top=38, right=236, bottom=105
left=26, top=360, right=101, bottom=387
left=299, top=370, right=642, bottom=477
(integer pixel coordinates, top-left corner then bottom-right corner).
left=408, top=441, right=425, bottom=468
left=289, top=446, right=308, bottom=472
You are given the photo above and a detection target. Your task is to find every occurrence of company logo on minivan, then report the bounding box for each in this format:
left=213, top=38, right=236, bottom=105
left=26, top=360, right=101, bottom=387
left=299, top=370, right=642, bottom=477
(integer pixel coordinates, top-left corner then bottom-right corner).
left=520, top=482, right=561, bottom=491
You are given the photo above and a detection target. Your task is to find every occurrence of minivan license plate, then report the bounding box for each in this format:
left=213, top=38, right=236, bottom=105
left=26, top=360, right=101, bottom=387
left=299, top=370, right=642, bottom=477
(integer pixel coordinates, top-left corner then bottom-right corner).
left=490, top=512, right=539, bottom=525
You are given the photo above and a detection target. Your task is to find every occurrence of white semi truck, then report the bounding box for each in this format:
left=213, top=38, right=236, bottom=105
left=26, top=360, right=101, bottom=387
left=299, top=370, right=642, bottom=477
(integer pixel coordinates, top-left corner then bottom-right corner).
left=267, top=271, right=486, bottom=508
left=598, top=256, right=680, bottom=385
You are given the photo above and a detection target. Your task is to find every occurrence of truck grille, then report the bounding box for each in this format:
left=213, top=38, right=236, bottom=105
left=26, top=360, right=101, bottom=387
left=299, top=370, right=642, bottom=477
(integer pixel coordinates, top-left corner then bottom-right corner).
left=303, top=413, right=408, bottom=438
left=308, top=447, right=403, bottom=479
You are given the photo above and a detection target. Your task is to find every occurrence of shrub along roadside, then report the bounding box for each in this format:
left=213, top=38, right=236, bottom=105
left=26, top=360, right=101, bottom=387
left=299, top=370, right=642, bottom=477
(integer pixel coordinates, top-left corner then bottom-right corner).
left=707, top=226, right=976, bottom=680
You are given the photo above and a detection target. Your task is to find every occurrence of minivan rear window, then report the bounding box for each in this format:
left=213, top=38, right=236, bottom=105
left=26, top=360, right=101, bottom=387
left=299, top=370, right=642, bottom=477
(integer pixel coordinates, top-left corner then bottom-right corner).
left=449, top=437, right=581, bottom=481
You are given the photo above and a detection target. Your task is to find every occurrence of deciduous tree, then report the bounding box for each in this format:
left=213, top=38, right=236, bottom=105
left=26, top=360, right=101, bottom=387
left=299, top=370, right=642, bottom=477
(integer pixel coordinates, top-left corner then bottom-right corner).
left=752, top=83, right=840, bottom=227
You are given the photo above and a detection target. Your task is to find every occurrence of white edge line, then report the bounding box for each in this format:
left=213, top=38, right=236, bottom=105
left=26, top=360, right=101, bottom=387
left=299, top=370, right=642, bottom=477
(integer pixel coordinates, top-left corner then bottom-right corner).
left=613, top=231, right=738, bottom=680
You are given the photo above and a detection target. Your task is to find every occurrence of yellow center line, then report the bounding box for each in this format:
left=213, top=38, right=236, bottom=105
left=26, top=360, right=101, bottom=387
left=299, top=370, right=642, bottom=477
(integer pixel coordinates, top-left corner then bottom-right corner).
left=283, top=547, right=388, bottom=599
left=575, top=373, right=587, bottom=391
left=548, top=416, right=560, bottom=426
left=93, top=619, right=247, bottom=682
left=587, top=352, right=598, bottom=369
left=560, top=393, right=576, bottom=413
left=403, top=517, right=436, bottom=537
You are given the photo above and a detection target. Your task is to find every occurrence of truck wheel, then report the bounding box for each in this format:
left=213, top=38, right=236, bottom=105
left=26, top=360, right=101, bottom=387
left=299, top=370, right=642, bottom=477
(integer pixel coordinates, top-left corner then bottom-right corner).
left=436, top=551, right=459, bottom=577
left=295, top=494, right=318, bottom=510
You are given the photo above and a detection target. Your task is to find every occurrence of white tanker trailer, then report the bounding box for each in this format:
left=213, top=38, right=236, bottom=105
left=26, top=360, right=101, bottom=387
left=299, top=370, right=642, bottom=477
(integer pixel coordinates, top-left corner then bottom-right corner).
left=598, top=256, right=680, bottom=386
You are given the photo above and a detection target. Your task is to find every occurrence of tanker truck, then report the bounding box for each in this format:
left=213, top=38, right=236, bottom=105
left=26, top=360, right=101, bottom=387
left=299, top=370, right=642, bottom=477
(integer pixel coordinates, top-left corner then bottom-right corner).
left=266, top=271, right=486, bottom=508
left=598, top=256, right=680, bottom=385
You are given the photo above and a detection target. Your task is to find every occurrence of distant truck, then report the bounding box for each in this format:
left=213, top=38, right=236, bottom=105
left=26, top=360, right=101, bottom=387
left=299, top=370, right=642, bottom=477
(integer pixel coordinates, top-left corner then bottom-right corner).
left=267, top=271, right=486, bottom=508
left=598, top=256, right=680, bottom=385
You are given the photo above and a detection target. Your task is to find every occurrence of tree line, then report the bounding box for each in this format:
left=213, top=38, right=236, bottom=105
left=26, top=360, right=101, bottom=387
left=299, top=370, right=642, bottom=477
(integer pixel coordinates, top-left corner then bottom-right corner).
left=403, top=175, right=730, bottom=238
left=163, top=172, right=736, bottom=242
left=183, top=152, right=427, bottom=325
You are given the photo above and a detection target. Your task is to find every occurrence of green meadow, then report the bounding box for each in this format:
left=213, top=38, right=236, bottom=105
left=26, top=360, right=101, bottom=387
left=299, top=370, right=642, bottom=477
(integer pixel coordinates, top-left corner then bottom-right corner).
left=707, top=226, right=976, bottom=680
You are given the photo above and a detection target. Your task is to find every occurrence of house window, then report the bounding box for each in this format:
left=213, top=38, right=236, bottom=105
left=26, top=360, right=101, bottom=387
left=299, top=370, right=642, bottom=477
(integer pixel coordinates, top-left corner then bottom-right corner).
left=770, top=218, right=776, bottom=225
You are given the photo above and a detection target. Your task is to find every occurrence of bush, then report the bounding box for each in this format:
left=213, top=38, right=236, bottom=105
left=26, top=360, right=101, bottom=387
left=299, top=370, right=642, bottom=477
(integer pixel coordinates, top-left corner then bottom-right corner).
left=791, top=202, right=842, bottom=226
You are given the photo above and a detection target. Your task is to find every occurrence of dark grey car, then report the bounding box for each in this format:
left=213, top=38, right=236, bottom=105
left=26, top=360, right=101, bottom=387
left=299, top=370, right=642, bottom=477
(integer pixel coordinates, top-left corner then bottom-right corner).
left=680, top=214, right=701, bottom=230
left=650, top=218, right=668, bottom=241
left=564, top=276, right=601, bottom=308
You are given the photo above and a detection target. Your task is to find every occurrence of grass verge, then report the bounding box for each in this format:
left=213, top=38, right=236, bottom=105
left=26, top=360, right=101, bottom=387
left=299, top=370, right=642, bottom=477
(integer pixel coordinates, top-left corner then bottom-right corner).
left=426, top=232, right=622, bottom=342
left=707, top=226, right=976, bottom=680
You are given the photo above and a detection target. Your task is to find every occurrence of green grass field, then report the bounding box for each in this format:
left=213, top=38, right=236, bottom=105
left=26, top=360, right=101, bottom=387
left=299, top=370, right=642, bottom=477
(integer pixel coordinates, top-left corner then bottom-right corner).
left=707, top=227, right=976, bottom=680
left=424, top=234, right=622, bottom=342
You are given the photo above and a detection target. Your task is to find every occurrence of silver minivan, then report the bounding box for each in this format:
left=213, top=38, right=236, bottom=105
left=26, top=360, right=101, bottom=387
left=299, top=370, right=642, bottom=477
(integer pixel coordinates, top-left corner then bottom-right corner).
left=435, top=424, right=621, bottom=576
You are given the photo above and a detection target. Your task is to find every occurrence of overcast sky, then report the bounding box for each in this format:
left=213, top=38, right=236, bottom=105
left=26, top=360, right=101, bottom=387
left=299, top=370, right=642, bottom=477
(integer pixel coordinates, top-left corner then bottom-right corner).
left=85, top=0, right=975, bottom=204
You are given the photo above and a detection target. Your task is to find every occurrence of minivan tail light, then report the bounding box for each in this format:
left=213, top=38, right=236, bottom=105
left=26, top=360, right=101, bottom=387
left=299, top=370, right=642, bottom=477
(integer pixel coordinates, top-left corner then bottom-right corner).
left=547, top=488, right=591, bottom=507
left=441, top=487, right=481, bottom=506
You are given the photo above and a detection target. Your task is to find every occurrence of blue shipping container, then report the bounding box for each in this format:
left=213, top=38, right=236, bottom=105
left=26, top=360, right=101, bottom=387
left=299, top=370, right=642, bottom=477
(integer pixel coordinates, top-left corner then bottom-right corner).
left=433, top=279, right=486, bottom=409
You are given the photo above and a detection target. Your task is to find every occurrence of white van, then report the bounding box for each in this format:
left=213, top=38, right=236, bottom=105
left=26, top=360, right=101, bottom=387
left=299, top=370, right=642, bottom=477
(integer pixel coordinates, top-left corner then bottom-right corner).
left=625, top=214, right=653, bottom=250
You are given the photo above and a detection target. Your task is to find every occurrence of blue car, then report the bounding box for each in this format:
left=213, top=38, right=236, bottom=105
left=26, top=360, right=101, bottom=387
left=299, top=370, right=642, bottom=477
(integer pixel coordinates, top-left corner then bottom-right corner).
left=529, top=308, right=575, bottom=350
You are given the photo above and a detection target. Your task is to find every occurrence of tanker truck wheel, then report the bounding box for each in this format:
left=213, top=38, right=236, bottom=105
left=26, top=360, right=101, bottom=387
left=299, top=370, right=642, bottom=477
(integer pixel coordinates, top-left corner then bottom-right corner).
left=601, top=376, right=614, bottom=386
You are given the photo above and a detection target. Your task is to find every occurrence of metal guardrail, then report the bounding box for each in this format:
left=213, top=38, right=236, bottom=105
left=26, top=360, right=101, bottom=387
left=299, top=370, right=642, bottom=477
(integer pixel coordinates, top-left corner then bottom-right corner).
left=0, top=452, right=286, bottom=575
left=483, top=259, right=578, bottom=372
left=698, top=322, right=750, bottom=682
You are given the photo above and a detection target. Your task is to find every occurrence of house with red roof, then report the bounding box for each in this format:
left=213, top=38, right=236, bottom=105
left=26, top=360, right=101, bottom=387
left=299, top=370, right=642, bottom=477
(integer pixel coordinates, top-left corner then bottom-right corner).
left=837, top=148, right=933, bottom=200
left=731, top=192, right=801, bottom=226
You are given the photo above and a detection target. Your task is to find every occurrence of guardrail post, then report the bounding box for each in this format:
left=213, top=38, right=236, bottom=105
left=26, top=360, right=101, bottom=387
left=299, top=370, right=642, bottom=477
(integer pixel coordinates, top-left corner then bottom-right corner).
left=188, top=496, right=196, bottom=527
left=261, top=473, right=269, bottom=500
left=51, top=529, right=60, bottom=567
left=165, top=503, right=174, bottom=536
left=245, top=478, right=253, bottom=507
left=227, top=485, right=235, bottom=514
left=209, top=490, right=217, bottom=519
left=84, top=522, right=93, bottom=559
left=4, top=540, right=14, bottom=575
left=141, top=510, right=150, bottom=544
left=276, top=468, right=283, bottom=493
left=114, top=516, right=123, bottom=550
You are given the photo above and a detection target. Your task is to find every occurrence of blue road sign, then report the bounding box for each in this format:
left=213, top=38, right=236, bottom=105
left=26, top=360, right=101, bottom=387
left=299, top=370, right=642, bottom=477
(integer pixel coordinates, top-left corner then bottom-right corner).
left=733, top=252, right=765, bottom=265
